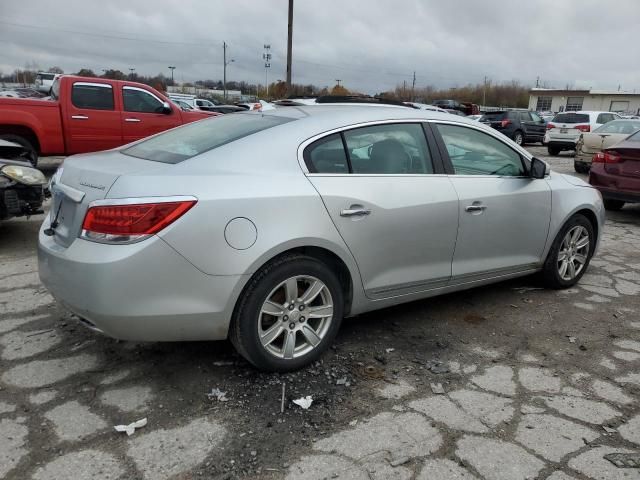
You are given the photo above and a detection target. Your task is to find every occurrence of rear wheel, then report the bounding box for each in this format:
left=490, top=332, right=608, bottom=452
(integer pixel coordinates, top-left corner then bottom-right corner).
left=547, top=145, right=560, bottom=156
left=230, top=254, right=344, bottom=372
left=542, top=214, right=594, bottom=289
left=513, top=130, right=524, bottom=146
left=0, top=134, right=38, bottom=167
left=574, top=162, right=589, bottom=174
left=603, top=199, right=625, bottom=211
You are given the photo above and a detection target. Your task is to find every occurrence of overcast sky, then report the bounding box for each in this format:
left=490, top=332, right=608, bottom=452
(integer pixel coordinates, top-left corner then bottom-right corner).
left=1, top=0, right=638, bottom=94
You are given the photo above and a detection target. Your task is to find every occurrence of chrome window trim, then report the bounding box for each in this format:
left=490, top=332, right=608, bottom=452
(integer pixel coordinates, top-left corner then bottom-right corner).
left=122, top=85, right=165, bottom=105
left=73, top=82, right=113, bottom=89
left=88, top=195, right=198, bottom=208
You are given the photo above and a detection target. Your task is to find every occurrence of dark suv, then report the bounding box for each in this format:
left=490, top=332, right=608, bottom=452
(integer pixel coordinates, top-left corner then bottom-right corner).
left=480, top=110, right=546, bottom=146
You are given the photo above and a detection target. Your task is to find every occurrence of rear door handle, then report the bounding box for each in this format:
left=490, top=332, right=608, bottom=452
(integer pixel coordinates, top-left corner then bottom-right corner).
left=465, top=205, right=487, bottom=213
left=125, top=118, right=141, bottom=123
left=340, top=208, right=371, bottom=217
left=71, top=115, right=88, bottom=120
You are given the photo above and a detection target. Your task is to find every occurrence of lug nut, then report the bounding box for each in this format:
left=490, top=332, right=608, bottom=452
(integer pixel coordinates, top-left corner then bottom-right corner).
left=299, top=317, right=305, bottom=323
left=288, top=304, right=295, bottom=311
left=283, top=315, right=288, bottom=321
left=289, top=323, right=295, bottom=329
left=299, top=305, right=305, bottom=311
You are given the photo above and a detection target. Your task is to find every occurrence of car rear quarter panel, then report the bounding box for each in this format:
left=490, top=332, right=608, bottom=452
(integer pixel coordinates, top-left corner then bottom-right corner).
left=0, top=99, right=65, bottom=154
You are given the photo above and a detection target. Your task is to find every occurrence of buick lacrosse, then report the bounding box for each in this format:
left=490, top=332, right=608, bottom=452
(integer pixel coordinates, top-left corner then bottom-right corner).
left=39, top=105, right=604, bottom=371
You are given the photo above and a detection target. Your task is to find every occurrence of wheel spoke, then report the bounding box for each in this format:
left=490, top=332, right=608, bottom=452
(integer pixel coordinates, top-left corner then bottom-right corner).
left=301, top=325, right=322, bottom=347
left=283, top=331, right=296, bottom=359
left=307, top=304, right=333, bottom=318
left=260, top=323, right=284, bottom=347
left=574, top=253, right=587, bottom=265
left=557, top=250, right=568, bottom=262
left=300, top=280, right=324, bottom=305
left=568, top=260, right=576, bottom=279
left=261, top=300, right=284, bottom=316
left=571, top=227, right=582, bottom=244
left=559, top=260, right=568, bottom=278
left=576, top=235, right=589, bottom=249
left=285, top=278, right=299, bottom=303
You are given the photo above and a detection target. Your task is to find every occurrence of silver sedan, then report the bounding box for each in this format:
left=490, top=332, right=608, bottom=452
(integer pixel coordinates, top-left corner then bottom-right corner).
left=38, top=106, right=605, bottom=371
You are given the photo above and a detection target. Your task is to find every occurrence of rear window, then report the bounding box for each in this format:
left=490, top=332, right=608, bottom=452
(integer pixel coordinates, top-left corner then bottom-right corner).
left=480, top=112, right=507, bottom=121
left=552, top=113, right=589, bottom=124
left=122, top=113, right=294, bottom=164
left=38, top=73, right=55, bottom=81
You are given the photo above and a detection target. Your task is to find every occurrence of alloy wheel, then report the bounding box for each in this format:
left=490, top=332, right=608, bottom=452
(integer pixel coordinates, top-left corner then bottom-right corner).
left=257, top=275, right=334, bottom=359
left=514, top=132, right=523, bottom=145
left=557, top=226, right=590, bottom=281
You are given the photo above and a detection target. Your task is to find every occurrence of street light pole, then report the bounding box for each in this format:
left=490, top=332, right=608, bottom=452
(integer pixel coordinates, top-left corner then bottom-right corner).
left=286, top=0, right=293, bottom=95
left=168, top=66, right=176, bottom=85
left=129, top=68, right=135, bottom=79
left=223, top=42, right=234, bottom=101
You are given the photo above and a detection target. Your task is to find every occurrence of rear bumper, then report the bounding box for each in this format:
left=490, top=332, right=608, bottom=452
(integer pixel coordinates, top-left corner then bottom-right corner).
left=589, top=169, right=640, bottom=204
left=0, top=181, right=44, bottom=220
left=592, top=187, right=640, bottom=204
left=38, top=218, right=247, bottom=341
left=547, top=140, right=578, bottom=150
left=575, top=152, right=594, bottom=166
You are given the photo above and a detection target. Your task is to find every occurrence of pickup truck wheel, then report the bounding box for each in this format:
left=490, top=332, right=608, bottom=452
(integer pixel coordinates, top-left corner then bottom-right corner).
left=0, top=134, right=38, bottom=167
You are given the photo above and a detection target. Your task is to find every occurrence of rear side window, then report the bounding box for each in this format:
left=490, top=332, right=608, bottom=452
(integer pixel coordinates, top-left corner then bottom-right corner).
left=71, top=83, right=114, bottom=110
left=344, top=123, right=434, bottom=174
left=596, top=113, right=616, bottom=124
left=123, top=113, right=294, bottom=164
left=304, top=134, right=349, bottom=173
left=436, top=124, right=525, bottom=176
left=481, top=112, right=507, bottom=121
left=519, top=112, right=532, bottom=121
left=552, top=113, right=589, bottom=124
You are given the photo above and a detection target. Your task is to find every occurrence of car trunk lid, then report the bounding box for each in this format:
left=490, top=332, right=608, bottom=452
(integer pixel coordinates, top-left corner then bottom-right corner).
left=49, top=150, right=169, bottom=248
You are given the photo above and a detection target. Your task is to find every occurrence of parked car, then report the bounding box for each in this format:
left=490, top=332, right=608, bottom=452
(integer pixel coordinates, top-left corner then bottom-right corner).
left=544, top=111, right=620, bottom=156
left=34, top=72, right=62, bottom=94
left=404, top=102, right=448, bottom=113
left=0, top=75, right=212, bottom=166
left=445, top=109, right=467, bottom=117
left=480, top=110, right=546, bottom=146
left=574, top=119, right=640, bottom=172
left=588, top=129, right=640, bottom=210
left=195, top=98, right=245, bottom=114
left=466, top=114, right=483, bottom=121
left=38, top=106, right=604, bottom=371
left=433, top=99, right=460, bottom=110
left=235, top=100, right=276, bottom=112
left=171, top=98, right=220, bottom=116
left=0, top=140, right=46, bottom=222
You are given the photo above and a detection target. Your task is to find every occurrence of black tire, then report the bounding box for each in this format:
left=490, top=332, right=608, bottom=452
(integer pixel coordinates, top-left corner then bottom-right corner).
left=512, top=130, right=524, bottom=146
left=0, top=134, right=38, bottom=167
left=229, top=253, right=344, bottom=372
left=574, top=162, right=589, bottom=174
left=547, top=145, right=560, bottom=156
left=542, top=214, right=594, bottom=289
left=603, top=199, right=625, bottom=211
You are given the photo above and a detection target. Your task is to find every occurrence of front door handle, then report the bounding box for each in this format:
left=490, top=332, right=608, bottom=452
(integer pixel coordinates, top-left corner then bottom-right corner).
left=125, top=118, right=141, bottom=123
left=465, top=205, right=487, bottom=213
left=340, top=208, right=371, bottom=217
left=71, top=115, right=88, bottom=120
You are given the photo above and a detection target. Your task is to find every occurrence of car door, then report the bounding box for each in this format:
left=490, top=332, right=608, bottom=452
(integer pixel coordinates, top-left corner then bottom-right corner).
left=432, top=122, right=552, bottom=282
left=121, top=86, right=181, bottom=143
left=304, top=122, right=459, bottom=299
left=63, top=81, right=123, bottom=154
left=528, top=112, right=546, bottom=140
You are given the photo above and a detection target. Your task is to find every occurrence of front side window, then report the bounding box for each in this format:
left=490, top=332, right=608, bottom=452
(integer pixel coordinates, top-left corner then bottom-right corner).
left=71, top=83, right=114, bottom=110
left=343, top=123, right=434, bottom=174
left=436, top=124, right=525, bottom=176
left=519, top=112, right=532, bottom=122
left=123, top=87, right=165, bottom=113
left=304, top=134, right=349, bottom=173
left=530, top=112, right=543, bottom=122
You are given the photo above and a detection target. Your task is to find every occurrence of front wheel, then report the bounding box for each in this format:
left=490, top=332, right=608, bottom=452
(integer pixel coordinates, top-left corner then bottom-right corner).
left=542, top=214, right=594, bottom=289
left=230, top=254, right=344, bottom=371
left=513, top=131, right=524, bottom=146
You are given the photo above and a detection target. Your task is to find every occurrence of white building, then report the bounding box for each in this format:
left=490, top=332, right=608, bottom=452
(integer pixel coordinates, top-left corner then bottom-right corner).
left=529, top=88, right=640, bottom=115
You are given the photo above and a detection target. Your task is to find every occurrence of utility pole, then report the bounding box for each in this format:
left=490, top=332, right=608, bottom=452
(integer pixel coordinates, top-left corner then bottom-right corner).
left=129, top=68, right=135, bottom=79
left=483, top=75, right=488, bottom=106
left=223, top=42, right=234, bottom=100
left=168, top=66, right=176, bottom=85
left=411, top=71, right=416, bottom=101
left=403, top=80, right=406, bottom=99
left=535, top=76, right=539, bottom=88
left=335, top=79, right=342, bottom=87
left=263, top=44, right=271, bottom=98
left=286, top=0, right=293, bottom=95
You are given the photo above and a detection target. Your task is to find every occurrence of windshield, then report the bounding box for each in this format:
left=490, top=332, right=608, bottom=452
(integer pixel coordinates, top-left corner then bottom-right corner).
left=593, top=120, right=640, bottom=135
left=122, top=113, right=294, bottom=164
left=552, top=113, right=589, bottom=123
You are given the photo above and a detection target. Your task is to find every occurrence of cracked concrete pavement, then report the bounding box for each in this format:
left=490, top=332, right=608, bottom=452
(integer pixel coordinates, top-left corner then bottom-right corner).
left=1, top=150, right=639, bottom=479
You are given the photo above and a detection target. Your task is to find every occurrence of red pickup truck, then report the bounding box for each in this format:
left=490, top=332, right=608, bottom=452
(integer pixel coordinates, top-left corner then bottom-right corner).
left=0, top=76, right=215, bottom=166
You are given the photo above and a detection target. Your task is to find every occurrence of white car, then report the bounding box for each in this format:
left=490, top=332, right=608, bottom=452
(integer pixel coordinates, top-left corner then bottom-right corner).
left=544, top=111, right=620, bottom=156
left=34, top=72, right=62, bottom=94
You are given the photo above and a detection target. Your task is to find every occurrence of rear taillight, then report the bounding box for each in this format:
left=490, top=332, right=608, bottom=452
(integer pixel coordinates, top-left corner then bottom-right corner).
left=593, top=151, right=621, bottom=164
left=546, top=123, right=555, bottom=130
left=576, top=124, right=591, bottom=132
left=500, top=119, right=512, bottom=128
left=81, top=197, right=197, bottom=244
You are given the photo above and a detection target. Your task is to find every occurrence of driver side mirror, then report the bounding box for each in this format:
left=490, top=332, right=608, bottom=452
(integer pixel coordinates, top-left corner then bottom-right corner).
left=530, top=157, right=547, bottom=179
left=161, top=101, right=172, bottom=114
